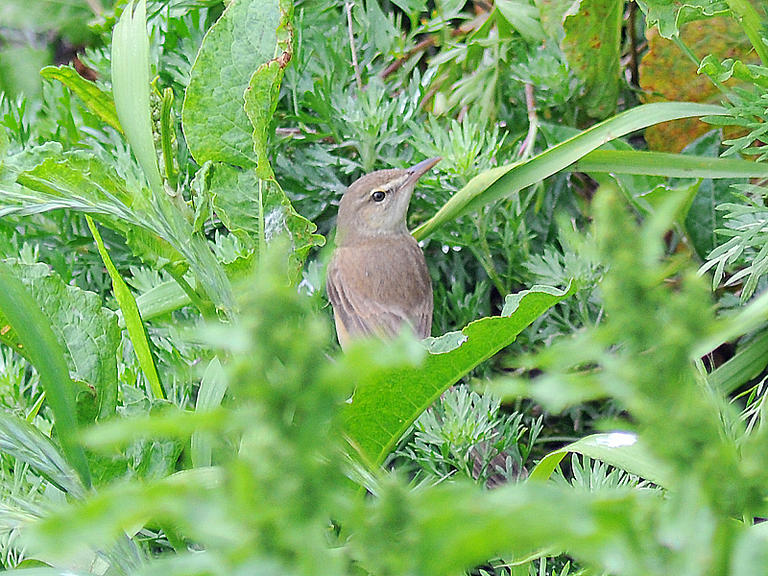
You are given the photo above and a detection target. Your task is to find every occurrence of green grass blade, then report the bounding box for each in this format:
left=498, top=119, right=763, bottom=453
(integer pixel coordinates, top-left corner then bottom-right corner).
left=191, top=357, right=227, bottom=468
left=708, top=329, right=768, bottom=394
left=528, top=432, right=672, bottom=488
left=574, top=149, right=768, bottom=179
left=0, top=261, right=91, bottom=488
left=413, top=102, right=729, bottom=240
left=111, top=0, right=164, bottom=194
left=86, top=216, right=164, bottom=400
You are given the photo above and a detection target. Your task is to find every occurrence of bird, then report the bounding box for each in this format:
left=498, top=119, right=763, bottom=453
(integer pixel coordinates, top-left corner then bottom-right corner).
left=326, top=157, right=440, bottom=350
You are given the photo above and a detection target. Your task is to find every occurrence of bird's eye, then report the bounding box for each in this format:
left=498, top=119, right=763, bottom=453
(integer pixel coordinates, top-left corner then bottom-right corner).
left=371, top=190, right=386, bottom=202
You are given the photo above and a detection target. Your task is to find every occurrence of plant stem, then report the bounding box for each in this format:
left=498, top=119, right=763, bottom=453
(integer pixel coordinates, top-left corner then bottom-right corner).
left=345, top=1, right=363, bottom=90
left=160, top=87, right=178, bottom=190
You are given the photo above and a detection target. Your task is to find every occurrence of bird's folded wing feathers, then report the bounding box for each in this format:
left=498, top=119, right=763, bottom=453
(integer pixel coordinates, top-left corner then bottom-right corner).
left=326, top=258, right=414, bottom=339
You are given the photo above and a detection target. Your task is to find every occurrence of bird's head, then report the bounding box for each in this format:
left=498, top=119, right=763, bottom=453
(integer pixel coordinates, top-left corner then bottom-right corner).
left=335, top=157, right=440, bottom=244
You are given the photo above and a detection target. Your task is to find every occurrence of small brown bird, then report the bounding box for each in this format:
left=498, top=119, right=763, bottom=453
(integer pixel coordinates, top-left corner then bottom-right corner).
left=326, top=158, right=440, bottom=350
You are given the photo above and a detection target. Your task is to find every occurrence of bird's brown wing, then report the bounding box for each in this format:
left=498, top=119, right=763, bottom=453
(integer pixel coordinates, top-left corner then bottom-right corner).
left=326, top=238, right=432, bottom=346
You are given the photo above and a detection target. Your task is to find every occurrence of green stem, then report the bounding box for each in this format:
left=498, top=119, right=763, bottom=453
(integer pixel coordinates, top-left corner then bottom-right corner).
left=258, top=178, right=266, bottom=261
left=167, top=267, right=216, bottom=319
left=160, top=87, right=178, bottom=190
left=726, top=0, right=768, bottom=67
left=472, top=214, right=507, bottom=297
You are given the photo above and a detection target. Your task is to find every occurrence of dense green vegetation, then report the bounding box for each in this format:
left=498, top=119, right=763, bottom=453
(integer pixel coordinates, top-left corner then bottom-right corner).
left=1, top=0, right=768, bottom=573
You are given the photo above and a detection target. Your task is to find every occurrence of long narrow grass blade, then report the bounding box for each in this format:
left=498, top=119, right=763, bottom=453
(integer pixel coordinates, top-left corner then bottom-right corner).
left=413, top=102, right=729, bottom=240
left=574, top=149, right=768, bottom=179
left=86, top=216, right=164, bottom=400
left=0, top=261, right=91, bottom=488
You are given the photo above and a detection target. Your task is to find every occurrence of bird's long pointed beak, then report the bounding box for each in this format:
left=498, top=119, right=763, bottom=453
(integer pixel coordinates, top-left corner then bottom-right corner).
left=405, top=157, right=441, bottom=186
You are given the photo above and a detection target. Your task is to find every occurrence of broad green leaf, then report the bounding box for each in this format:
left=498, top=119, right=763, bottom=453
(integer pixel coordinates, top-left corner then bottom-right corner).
left=635, top=0, right=730, bottom=38
left=0, top=260, right=119, bottom=422
left=528, top=432, right=673, bottom=487
left=209, top=164, right=324, bottom=276
left=413, top=102, right=729, bottom=240
left=561, top=0, right=623, bottom=118
left=342, top=285, right=572, bottom=467
left=86, top=216, right=164, bottom=401
left=534, top=0, right=572, bottom=40
left=40, top=65, right=121, bottom=133
left=0, top=412, right=84, bottom=497
left=111, top=0, right=164, bottom=194
left=182, top=0, right=284, bottom=167
left=15, top=152, right=136, bottom=220
left=0, top=261, right=91, bottom=488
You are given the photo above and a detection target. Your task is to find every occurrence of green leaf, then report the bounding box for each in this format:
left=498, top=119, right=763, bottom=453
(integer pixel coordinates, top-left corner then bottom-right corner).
left=528, top=432, right=673, bottom=487
left=681, top=133, right=743, bottom=259
left=0, top=259, right=119, bottom=422
left=40, top=65, right=121, bottom=133
left=245, top=59, right=288, bottom=180
left=0, top=261, right=91, bottom=488
left=16, top=151, right=234, bottom=316
left=342, top=284, right=573, bottom=467
left=15, top=151, right=136, bottom=220
left=573, top=149, right=768, bottom=179
left=561, top=0, right=623, bottom=118
left=708, top=329, right=768, bottom=394
left=0, top=412, right=84, bottom=497
left=635, top=0, right=730, bottom=38
left=182, top=0, right=284, bottom=167
left=209, top=164, right=324, bottom=276
left=495, top=0, right=546, bottom=42
left=412, top=102, right=730, bottom=240
left=191, top=358, right=228, bottom=468
left=111, top=0, right=164, bottom=194
left=86, top=216, right=164, bottom=401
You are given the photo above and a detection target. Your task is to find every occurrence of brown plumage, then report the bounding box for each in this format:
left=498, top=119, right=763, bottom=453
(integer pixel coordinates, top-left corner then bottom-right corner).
left=326, top=158, right=439, bottom=349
